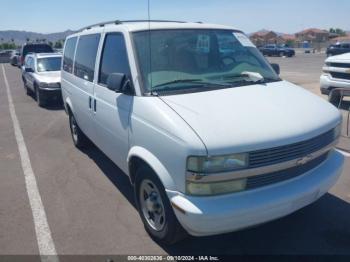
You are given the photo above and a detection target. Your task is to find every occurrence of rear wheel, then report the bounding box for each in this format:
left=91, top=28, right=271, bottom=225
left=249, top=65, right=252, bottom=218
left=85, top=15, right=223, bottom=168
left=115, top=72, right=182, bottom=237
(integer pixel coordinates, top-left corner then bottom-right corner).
left=135, top=166, right=187, bottom=245
left=68, top=111, right=90, bottom=149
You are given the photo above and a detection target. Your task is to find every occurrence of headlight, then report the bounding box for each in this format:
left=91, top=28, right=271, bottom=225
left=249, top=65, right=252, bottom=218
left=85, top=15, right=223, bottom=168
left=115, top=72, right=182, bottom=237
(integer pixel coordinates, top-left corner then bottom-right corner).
left=187, top=153, right=248, bottom=173
left=186, top=179, right=247, bottom=196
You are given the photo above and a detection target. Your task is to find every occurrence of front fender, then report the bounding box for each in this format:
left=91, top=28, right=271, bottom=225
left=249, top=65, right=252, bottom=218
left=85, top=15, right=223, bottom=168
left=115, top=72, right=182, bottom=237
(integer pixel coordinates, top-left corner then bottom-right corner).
left=127, top=146, right=177, bottom=191
left=64, top=95, right=74, bottom=115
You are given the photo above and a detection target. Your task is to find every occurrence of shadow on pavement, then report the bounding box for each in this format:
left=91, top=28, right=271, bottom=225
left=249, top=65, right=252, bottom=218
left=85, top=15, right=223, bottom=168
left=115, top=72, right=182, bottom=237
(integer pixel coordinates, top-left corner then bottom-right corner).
left=81, top=144, right=136, bottom=208
left=81, top=144, right=350, bottom=255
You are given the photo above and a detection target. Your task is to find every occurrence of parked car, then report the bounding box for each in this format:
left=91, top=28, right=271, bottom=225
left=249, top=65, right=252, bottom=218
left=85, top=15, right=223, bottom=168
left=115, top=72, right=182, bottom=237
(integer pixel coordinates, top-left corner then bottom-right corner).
left=22, top=53, right=62, bottom=107
left=10, top=50, right=20, bottom=66
left=321, top=52, right=350, bottom=105
left=259, top=44, right=295, bottom=57
left=326, top=43, right=350, bottom=57
left=62, top=20, right=343, bottom=244
left=0, top=49, right=14, bottom=63
left=18, top=43, right=54, bottom=67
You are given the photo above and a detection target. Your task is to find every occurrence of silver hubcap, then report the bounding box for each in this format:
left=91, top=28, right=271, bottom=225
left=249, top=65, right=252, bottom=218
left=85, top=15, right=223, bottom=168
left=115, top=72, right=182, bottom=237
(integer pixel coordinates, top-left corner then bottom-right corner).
left=70, top=116, right=78, bottom=143
left=140, top=179, right=166, bottom=231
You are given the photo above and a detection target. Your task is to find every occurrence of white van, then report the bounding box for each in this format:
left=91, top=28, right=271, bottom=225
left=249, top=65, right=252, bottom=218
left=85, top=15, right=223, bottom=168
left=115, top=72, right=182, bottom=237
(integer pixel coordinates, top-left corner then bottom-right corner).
left=61, top=20, right=344, bottom=244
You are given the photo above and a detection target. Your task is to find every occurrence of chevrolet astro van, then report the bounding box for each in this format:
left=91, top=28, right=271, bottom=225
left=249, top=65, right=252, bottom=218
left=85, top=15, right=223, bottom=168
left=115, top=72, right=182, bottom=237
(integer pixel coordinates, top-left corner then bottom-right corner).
left=61, top=20, right=344, bottom=244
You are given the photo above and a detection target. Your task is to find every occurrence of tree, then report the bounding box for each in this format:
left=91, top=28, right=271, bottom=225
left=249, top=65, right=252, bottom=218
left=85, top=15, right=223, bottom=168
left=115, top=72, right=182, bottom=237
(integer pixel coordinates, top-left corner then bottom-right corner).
left=329, top=28, right=346, bottom=36
left=48, top=41, right=53, bottom=47
left=335, top=28, right=346, bottom=36
left=54, top=41, right=63, bottom=49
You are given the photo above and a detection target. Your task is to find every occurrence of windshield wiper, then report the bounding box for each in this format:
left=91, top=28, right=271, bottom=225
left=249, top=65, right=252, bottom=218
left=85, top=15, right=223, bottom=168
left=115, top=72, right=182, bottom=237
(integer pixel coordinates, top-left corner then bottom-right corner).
left=223, top=72, right=280, bottom=84
left=152, top=79, right=203, bottom=89
left=152, top=79, right=230, bottom=91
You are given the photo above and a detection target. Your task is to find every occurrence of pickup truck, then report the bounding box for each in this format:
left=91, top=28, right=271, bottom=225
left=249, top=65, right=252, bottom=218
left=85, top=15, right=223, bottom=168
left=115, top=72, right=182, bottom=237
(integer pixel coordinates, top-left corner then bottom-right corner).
left=326, top=43, right=350, bottom=57
left=259, top=44, right=295, bottom=57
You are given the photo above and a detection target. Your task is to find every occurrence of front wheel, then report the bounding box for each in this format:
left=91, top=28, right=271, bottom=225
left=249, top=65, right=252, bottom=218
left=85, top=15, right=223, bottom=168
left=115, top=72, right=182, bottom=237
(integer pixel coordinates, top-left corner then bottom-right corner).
left=135, top=166, right=187, bottom=244
left=35, top=86, right=46, bottom=107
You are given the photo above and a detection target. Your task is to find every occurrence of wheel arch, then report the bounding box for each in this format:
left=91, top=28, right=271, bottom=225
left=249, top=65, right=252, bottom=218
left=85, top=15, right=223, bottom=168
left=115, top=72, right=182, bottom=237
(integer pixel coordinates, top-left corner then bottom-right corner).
left=127, top=146, right=176, bottom=191
left=64, top=96, right=74, bottom=116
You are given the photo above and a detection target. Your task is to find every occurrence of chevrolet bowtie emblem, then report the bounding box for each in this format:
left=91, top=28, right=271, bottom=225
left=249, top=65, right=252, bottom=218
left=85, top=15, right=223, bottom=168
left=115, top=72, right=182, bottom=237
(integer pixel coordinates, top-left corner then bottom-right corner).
left=296, top=155, right=313, bottom=166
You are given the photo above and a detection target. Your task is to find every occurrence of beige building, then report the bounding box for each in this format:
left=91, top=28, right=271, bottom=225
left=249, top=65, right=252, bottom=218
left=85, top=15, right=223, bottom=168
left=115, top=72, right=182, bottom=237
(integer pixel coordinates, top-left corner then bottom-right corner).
left=250, top=31, right=296, bottom=47
left=295, top=28, right=329, bottom=49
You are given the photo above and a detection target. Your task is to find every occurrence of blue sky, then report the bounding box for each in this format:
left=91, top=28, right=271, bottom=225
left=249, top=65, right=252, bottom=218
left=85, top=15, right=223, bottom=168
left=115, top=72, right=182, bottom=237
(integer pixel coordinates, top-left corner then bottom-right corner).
left=0, top=0, right=349, bottom=33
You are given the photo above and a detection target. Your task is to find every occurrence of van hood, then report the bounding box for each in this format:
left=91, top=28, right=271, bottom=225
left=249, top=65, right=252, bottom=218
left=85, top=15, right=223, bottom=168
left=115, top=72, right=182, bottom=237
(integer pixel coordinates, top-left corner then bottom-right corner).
left=161, top=81, right=341, bottom=155
left=35, top=71, right=61, bottom=83
left=326, top=52, right=350, bottom=62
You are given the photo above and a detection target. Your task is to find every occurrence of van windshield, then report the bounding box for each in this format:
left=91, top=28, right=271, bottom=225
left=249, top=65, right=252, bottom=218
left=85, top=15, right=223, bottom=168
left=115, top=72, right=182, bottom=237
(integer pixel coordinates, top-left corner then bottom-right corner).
left=133, top=29, right=280, bottom=94
left=37, top=57, right=62, bottom=72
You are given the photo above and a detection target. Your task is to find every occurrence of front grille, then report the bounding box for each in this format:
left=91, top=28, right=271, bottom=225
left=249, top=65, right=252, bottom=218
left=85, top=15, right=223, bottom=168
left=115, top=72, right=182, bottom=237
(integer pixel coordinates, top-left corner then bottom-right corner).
left=330, top=72, right=350, bottom=80
left=249, top=128, right=335, bottom=168
left=328, top=62, right=350, bottom=68
left=246, top=153, right=328, bottom=190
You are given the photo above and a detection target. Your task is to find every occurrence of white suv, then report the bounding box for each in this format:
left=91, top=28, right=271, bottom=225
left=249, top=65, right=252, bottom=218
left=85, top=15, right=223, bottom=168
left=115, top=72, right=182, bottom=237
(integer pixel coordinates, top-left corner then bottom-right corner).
left=61, top=20, right=344, bottom=244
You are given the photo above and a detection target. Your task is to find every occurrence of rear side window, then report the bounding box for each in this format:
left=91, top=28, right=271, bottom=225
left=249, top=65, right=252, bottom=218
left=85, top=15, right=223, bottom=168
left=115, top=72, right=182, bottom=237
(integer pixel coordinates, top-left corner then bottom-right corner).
left=74, top=34, right=100, bottom=82
left=63, top=37, right=77, bottom=73
left=99, top=33, right=131, bottom=85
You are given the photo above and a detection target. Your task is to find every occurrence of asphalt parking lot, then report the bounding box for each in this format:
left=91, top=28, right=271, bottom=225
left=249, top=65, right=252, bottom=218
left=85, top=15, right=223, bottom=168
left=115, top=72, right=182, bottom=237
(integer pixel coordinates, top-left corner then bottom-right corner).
left=0, top=53, right=350, bottom=257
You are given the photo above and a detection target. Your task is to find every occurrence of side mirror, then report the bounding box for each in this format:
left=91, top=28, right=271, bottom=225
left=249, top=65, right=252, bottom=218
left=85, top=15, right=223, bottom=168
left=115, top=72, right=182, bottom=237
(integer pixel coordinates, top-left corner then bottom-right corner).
left=107, top=73, right=130, bottom=93
left=25, top=67, right=34, bottom=73
left=271, top=63, right=280, bottom=75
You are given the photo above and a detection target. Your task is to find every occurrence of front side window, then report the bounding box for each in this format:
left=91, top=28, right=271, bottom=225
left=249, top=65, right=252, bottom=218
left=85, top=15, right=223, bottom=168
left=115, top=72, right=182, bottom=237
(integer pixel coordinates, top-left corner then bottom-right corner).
left=99, top=33, right=131, bottom=85
left=37, top=57, right=62, bottom=72
left=74, top=34, right=101, bottom=82
left=63, top=37, right=77, bottom=73
left=133, top=29, right=280, bottom=95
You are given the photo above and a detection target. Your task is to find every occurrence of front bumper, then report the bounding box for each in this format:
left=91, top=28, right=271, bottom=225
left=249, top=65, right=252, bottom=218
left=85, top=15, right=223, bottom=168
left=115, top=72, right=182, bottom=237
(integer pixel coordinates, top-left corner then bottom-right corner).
left=38, top=86, right=62, bottom=100
left=320, top=74, right=350, bottom=95
left=167, top=150, right=344, bottom=236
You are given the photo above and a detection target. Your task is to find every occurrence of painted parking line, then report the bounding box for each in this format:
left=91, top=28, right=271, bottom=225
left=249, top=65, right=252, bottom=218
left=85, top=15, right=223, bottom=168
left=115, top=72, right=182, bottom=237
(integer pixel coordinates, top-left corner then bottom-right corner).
left=1, top=65, right=59, bottom=262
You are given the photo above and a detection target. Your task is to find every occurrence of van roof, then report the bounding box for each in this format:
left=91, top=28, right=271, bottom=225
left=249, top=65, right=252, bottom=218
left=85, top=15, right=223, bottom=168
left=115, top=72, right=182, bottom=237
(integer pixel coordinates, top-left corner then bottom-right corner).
left=69, top=20, right=240, bottom=38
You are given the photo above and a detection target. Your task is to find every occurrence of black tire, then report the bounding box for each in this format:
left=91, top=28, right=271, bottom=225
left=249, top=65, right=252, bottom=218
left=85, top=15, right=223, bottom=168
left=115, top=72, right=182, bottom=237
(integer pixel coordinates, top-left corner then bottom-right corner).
left=23, top=79, right=31, bottom=95
left=329, top=91, right=341, bottom=107
left=135, top=165, right=187, bottom=245
left=68, top=111, right=90, bottom=149
left=25, top=85, right=31, bottom=96
left=35, top=85, right=46, bottom=107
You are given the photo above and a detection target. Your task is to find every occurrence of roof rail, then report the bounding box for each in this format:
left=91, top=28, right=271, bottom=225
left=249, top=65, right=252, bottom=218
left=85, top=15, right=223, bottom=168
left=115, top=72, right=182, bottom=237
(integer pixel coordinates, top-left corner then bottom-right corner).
left=79, top=20, right=187, bottom=31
